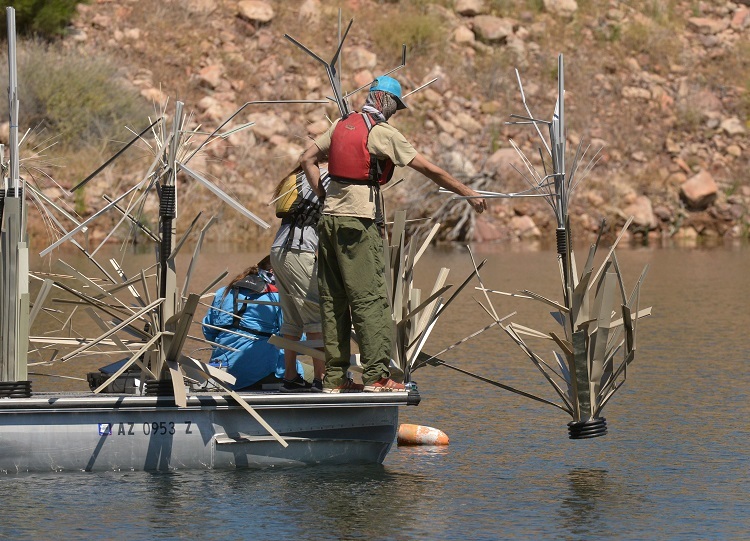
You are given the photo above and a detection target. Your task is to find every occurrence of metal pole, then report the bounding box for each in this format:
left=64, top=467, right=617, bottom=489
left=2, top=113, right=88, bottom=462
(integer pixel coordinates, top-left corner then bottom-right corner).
left=1, top=7, right=29, bottom=389
left=7, top=8, right=19, bottom=196
left=156, top=101, right=183, bottom=379
left=557, top=54, right=566, bottom=225
left=0, top=143, right=5, bottom=380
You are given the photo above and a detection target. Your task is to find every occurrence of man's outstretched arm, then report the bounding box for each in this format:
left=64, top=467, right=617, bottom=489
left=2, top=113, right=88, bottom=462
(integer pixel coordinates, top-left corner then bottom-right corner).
left=408, top=153, right=487, bottom=213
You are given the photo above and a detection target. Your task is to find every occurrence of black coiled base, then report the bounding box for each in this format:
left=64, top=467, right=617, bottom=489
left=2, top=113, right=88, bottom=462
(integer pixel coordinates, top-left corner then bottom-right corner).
left=556, top=227, right=567, bottom=256
left=144, top=379, right=175, bottom=397
left=0, top=380, right=32, bottom=398
left=568, top=417, right=607, bottom=439
left=159, top=185, right=176, bottom=217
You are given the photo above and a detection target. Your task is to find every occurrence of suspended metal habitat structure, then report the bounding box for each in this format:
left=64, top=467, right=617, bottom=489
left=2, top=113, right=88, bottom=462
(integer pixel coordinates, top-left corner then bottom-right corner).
left=416, top=55, right=652, bottom=439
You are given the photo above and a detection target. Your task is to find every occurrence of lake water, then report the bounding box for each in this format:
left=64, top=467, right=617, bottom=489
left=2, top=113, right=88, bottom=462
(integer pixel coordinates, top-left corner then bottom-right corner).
left=3, top=242, right=749, bottom=540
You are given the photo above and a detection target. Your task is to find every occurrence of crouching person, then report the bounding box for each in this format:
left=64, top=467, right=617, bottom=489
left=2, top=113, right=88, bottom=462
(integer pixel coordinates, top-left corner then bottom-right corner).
left=201, top=255, right=284, bottom=391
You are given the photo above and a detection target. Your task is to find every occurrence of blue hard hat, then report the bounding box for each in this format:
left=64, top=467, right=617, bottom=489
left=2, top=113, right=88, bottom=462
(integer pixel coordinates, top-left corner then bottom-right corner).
left=370, top=76, right=407, bottom=110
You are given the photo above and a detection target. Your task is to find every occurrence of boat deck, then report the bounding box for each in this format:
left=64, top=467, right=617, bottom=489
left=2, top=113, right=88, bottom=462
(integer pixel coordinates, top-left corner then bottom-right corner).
left=0, top=389, right=421, bottom=410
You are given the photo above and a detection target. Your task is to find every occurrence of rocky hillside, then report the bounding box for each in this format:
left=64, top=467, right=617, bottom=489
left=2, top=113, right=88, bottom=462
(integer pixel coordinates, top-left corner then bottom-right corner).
left=15, top=0, right=750, bottom=247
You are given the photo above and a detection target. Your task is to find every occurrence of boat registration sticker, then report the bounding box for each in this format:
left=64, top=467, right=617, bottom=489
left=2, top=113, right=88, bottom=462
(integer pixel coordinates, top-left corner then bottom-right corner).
left=96, top=421, right=195, bottom=436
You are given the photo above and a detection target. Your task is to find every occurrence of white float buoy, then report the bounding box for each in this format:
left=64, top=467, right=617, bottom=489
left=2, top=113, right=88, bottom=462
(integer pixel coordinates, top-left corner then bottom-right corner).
left=397, top=423, right=449, bottom=446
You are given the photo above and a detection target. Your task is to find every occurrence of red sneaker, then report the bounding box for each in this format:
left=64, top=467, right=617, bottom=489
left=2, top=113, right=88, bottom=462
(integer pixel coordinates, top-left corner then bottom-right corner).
left=364, top=378, right=406, bottom=392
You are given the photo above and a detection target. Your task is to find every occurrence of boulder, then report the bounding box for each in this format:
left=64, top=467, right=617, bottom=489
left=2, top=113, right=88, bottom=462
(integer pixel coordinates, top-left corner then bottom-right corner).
left=299, top=0, right=321, bottom=24
left=197, top=64, right=224, bottom=89
left=91, top=14, right=111, bottom=29
left=428, top=112, right=456, bottom=135
left=471, top=16, right=514, bottom=43
left=510, top=215, right=541, bottom=239
left=484, top=147, right=524, bottom=179
left=687, top=17, right=729, bottom=34
left=621, top=86, right=651, bottom=100
left=348, top=47, right=378, bottom=70
left=673, top=225, right=698, bottom=241
left=227, top=129, right=256, bottom=151
left=453, top=25, right=476, bottom=44
left=680, top=170, right=718, bottom=210
left=453, top=112, right=483, bottom=134
left=543, top=0, right=578, bottom=17
left=726, top=144, right=742, bottom=157
left=248, top=113, right=287, bottom=140
left=184, top=0, right=217, bottom=14
left=623, top=195, right=657, bottom=229
left=454, top=0, right=486, bottom=17
left=731, top=7, right=750, bottom=30
left=123, top=28, right=140, bottom=40
left=438, top=132, right=456, bottom=149
left=473, top=217, right=503, bottom=242
left=445, top=150, right=477, bottom=177
left=720, top=117, right=746, bottom=136
left=197, top=95, right=232, bottom=122
left=70, top=28, right=88, bottom=42
left=653, top=205, right=672, bottom=222
left=238, top=0, right=274, bottom=23
left=690, top=89, right=722, bottom=115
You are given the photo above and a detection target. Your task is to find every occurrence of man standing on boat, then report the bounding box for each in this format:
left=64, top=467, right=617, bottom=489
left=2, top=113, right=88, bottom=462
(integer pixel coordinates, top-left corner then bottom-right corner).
left=300, top=76, right=487, bottom=393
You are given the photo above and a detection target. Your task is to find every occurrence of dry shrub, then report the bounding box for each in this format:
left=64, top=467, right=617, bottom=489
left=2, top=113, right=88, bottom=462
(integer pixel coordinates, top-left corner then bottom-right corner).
left=0, top=39, right=147, bottom=229
left=0, top=40, right=145, bottom=150
left=371, top=9, right=445, bottom=60
left=619, top=3, right=684, bottom=71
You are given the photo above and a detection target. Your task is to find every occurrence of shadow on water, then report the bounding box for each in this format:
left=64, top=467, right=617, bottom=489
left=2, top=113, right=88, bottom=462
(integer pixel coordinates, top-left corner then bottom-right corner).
left=555, top=468, right=661, bottom=541
left=162, top=465, right=437, bottom=541
left=245, top=464, right=438, bottom=541
left=558, top=469, right=613, bottom=539
left=0, top=466, right=435, bottom=540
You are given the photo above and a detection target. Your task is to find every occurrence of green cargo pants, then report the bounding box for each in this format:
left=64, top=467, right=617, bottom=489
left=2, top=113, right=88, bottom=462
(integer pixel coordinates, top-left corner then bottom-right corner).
left=317, top=214, right=393, bottom=387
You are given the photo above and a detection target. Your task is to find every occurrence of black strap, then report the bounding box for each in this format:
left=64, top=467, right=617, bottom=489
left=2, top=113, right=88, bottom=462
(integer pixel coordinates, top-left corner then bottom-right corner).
left=362, top=113, right=383, bottom=183
left=282, top=198, right=321, bottom=249
left=217, top=324, right=273, bottom=338
left=330, top=174, right=379, bottom=187
left=225, top=288, right=274, bottom=337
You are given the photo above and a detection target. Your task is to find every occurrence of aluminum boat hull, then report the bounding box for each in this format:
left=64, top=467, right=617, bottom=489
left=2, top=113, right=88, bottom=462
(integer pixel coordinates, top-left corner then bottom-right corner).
left=0, top=391, right=420, bottom=473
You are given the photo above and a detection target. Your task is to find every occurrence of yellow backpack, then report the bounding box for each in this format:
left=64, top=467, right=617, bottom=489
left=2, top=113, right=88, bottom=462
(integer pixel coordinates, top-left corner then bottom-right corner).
left=274, top=171, right=302, bottom=218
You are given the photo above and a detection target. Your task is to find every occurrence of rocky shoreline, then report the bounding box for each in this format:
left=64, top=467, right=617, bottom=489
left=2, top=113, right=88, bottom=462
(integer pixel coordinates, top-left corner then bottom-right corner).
left=8, top=0, right=750, bottom=246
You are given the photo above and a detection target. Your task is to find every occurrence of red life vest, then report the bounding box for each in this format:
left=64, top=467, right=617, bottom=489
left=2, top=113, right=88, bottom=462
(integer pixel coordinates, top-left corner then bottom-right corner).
left=328, top=113, right=395, bottom=185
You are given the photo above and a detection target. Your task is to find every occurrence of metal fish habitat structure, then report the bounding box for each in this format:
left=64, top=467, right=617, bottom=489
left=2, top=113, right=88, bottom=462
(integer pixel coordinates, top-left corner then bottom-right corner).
left=425, top=55, right=652, bottom=439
